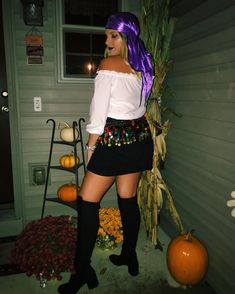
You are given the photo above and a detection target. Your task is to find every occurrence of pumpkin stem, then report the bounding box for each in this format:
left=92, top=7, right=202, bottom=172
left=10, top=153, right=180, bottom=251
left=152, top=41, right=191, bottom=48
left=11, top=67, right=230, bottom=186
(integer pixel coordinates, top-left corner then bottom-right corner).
left=184, top=231, right=193, bottom=241
left=58, top=121, right=70, bottom=129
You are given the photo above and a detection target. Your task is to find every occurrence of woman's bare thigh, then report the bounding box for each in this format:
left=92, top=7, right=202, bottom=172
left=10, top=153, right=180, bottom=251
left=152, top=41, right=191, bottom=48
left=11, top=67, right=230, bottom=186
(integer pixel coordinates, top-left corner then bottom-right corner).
left=79, top=171, right=116, bottom=202
left=115, top=172, right=141, bottom=198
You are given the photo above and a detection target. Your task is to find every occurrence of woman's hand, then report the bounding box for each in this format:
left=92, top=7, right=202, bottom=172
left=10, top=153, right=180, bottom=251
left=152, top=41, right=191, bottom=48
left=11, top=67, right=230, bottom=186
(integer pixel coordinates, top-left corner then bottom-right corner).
left=86, top=150, right=94, bottom=165
left=85, top=133, right=99, bottom=165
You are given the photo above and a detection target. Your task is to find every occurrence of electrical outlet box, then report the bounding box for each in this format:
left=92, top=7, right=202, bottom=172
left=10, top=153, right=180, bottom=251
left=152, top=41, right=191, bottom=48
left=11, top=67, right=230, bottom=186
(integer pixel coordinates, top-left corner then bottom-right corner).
left=34, top=96, right=42, bottom=112
left=29, top=163, right=49, bottom=186
left=33, top=167, right=45, bottom=185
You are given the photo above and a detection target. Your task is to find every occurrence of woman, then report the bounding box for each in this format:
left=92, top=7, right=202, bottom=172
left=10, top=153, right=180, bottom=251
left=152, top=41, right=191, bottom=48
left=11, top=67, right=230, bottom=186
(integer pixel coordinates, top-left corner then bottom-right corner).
left=58, top=12, right=154, bottom=294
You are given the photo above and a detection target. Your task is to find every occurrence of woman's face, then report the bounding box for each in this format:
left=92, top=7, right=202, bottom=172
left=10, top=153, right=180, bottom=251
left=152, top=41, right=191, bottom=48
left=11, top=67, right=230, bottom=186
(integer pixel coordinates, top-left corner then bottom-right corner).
left=105, top=29, right=124, bottom=56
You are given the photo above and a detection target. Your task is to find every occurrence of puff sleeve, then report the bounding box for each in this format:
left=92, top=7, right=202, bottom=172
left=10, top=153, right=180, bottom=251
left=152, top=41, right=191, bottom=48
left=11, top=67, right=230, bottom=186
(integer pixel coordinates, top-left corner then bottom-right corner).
left=86, top=71, right=113, bottom=135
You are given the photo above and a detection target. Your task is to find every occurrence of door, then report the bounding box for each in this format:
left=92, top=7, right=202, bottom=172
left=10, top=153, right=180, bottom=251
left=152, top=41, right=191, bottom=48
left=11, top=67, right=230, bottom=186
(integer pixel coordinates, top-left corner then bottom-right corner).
left=0, top=0, right=14, bottom=205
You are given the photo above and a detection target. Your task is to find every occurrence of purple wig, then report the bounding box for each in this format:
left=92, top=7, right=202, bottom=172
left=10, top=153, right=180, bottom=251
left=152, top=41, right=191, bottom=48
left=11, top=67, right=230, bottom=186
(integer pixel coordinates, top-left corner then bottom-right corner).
left=106, top=12, right=153, bottom=101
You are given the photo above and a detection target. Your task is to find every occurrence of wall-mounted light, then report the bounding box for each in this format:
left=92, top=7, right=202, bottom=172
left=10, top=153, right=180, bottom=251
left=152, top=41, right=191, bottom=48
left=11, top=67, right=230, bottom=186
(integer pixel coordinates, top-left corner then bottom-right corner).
left=21, top=0, right=44, bottom=26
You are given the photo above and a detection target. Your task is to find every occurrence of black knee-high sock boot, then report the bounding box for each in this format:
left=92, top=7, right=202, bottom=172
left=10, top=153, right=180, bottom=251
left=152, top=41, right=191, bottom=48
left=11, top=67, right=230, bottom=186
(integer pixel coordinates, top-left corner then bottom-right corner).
left=109, top=195, right=140, bottom=276
left=57, top=197, right=100, bottom=294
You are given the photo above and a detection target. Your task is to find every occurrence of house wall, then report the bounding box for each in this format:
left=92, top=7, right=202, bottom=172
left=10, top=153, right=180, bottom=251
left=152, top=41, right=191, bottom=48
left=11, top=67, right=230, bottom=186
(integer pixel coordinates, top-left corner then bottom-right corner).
left=161, top=0, right=235, bottom=293
left=1, top=0, right=140, bottom=232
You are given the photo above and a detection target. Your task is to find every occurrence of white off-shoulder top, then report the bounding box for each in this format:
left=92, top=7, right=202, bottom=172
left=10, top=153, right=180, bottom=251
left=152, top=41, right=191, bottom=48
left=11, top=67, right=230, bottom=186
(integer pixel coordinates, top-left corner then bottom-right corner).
left=86, top=70, right=145, bottom=135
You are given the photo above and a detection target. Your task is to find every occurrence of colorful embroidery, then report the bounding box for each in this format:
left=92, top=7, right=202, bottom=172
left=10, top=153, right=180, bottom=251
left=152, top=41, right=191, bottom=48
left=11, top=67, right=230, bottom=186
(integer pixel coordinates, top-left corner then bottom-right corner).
left=97, top=116, right=151, bottom=147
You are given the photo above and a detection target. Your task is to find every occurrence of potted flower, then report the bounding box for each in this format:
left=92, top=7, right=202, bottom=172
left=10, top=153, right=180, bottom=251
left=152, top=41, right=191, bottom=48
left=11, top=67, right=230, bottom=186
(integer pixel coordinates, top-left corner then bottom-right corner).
left=10, top=215, right=77, bottom=285
left=10, top=209, right=123, bottom=287
left=96, top=208, right=123, bottom=250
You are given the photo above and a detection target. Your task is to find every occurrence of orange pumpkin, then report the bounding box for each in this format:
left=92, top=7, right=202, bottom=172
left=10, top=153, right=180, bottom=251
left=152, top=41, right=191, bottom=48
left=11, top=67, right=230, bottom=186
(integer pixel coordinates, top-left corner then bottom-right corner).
left=167, top=232, right=208, bottom=285
left=59, top=154, right=80, bottom=168
left=57, top=183, right=80, bottom=202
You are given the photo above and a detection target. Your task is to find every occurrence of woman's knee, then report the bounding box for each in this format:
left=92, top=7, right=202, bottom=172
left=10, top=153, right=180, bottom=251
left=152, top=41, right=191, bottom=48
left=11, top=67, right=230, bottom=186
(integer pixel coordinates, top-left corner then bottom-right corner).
left=116, top=188, right=138, bottom=198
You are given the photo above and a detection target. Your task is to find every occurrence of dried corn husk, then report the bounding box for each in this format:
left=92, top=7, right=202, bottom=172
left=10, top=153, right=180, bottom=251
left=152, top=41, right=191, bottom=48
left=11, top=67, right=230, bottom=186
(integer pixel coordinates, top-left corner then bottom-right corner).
left=137, top=0, right=185, bottom=245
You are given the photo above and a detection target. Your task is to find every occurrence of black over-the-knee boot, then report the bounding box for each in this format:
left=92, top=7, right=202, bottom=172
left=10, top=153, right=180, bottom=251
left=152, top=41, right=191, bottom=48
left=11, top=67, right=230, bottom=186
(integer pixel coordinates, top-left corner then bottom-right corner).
left=109, top=195, right=140, bottom=276
left=57, top=197, right=100, bottom=294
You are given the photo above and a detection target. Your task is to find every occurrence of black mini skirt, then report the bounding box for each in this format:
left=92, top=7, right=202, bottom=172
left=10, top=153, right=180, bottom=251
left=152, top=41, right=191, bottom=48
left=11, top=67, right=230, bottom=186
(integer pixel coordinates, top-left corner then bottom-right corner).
left=87, top=116, right=153, bottom=176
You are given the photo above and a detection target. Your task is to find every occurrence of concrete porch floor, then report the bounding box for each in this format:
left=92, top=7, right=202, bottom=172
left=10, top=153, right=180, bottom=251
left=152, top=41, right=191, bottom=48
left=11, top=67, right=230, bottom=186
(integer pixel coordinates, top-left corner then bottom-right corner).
left=0, top=225, right=216, bottom=294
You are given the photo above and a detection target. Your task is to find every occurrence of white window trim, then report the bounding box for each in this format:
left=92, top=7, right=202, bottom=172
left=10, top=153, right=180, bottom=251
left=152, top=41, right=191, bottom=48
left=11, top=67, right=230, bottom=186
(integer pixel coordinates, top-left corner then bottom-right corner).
left=55, top=0, right=124, bottom=84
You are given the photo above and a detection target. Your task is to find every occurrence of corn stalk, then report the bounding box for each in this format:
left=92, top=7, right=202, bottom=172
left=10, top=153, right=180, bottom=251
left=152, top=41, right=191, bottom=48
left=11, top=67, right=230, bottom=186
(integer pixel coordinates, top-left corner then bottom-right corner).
left=137, top=0, right=185, bottom=245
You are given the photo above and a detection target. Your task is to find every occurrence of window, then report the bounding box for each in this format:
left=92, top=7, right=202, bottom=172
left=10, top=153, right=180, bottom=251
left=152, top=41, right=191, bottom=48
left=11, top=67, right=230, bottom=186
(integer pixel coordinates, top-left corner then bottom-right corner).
left=57, top=0, right=120, bottom=82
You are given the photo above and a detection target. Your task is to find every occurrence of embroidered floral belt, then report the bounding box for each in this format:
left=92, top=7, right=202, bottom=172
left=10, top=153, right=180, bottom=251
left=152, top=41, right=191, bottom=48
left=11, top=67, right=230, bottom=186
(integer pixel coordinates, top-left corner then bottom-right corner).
left=97, top=115, right=151, bottom=147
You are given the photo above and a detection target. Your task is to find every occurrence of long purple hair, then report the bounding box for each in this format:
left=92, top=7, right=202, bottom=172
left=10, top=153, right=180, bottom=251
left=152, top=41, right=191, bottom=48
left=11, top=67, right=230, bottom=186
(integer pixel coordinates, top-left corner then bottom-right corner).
left=106, top=12, right=153, bottom=102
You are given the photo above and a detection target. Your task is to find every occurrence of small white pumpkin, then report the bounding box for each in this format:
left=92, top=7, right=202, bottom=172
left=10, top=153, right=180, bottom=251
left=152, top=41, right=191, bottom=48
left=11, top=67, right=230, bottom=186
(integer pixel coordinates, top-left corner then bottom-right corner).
left=59, top=122, right=79, bottom=142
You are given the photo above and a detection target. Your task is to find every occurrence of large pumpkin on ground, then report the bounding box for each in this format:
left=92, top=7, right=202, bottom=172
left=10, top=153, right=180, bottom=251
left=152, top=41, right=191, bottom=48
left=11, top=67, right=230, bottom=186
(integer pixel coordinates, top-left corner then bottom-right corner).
left=57, top=183, right=80, bottom=202
left=167, top=232, right=208, bottom=285
left=59, top=154, right=80, bottom=168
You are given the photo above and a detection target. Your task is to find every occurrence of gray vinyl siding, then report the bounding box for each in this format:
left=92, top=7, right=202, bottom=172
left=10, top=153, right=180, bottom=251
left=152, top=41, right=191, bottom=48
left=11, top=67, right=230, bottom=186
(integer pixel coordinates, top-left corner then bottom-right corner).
left=1, top=0, right=139, bottom=228
left=161, top=1, right=235, bottom=293
left=2, top=0, right=141, bottom=230
left=14, top=0, right=92, bottom=220
left=3, top=0, right=118, bottom=223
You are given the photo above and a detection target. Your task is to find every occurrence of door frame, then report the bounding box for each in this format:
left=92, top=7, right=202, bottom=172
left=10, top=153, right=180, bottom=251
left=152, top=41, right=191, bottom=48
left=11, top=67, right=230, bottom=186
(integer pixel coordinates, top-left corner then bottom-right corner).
left=0, top=0, right=25, bottom=236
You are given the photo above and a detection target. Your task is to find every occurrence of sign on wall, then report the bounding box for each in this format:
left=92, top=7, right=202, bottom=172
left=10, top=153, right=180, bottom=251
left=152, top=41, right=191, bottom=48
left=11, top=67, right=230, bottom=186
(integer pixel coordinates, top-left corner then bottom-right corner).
left=25, top=28, right=43, bottom=65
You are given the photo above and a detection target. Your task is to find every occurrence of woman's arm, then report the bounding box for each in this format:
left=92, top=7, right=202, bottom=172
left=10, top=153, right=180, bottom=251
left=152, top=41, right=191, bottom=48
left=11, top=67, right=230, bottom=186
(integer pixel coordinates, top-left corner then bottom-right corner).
left=86, top=57, right=126, bottom=164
